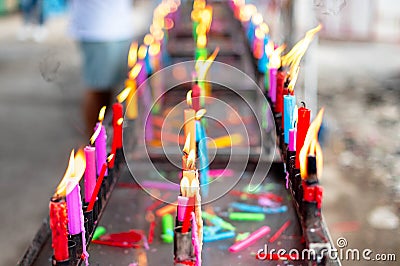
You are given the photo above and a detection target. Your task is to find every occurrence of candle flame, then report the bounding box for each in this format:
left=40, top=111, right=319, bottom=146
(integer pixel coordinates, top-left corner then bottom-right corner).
left=129, top=64, right=142, bottom=80
left=260, top=22, right=269, bottom=34
left=255, top=27, right=265, bottom=40
left=195, top=46, right=220, bottom=80
left=117, top=87, right=132, bottom=103
left=287, top=66, right=300, bottom=94
left=187, top=149, right=196, bottom=169
left=186, top=90, right=192, bottom=107
left=183, top=132, right=191, bottom=155
left=195, top=109, right=206, bottom=120
left=197, top=34, right=207, bottom=49
left=128, top=42, right=138, bottom=68
left=117, top=117, right=123, bottom=126
left=149, top=42, right=161, bottom=56
left=55, top=149, right=86, bottom=197
left=268, top=44, right=286, bottom=69
left=299, top=108, right=324, bottom=179
left=251, top=12, right=263, bottom=26
left=98, top=106, right=106, bottom=122
left=239, top=4, right=257, bottom=22
left=282, top=24, right=322, bottom=80
left=265, top=40, right=274, bottom=57
left=144, top=34, right=154, bottom=46
left=138, top=45, right=148, bottom=60
left=107, top=154, right=114, bottom=162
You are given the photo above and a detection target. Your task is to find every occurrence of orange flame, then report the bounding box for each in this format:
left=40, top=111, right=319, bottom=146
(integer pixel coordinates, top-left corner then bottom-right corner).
left=195, top=109, right=206, bottom=120
left=90, top=106, right=106, bottom=144
left=239, top=4, right=257, bottom=22
left=55, top=149, right=86, bottom=197
left=268, top=44, right=286, bottom=69
left=128, top=42, right=138, bottom=68
left=138, top=45, right=148, bottom=60
left=183, top=132, right=191, bottom=155
left=117, top=117, right=123, bottom=126
left=187, top=149, right=196, bottom=169
left=300, top=108, right=324, bottom=179
left=129, top=64, right=142, bottom=80
left=117, top=87, right=132, bottom=103
left=186, top=90, right=193, bottom=107
left=149, top=42, right=161, bottom=56
left=287, top=66, right=300, bottom=94
left=144, top=34, right=154, bottom=46
left=195, top=46, right=220, bottom=80
left=282, top=24, right=322, bottom=81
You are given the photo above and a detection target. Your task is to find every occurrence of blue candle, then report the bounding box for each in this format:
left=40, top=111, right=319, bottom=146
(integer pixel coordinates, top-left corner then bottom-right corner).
left=144, top=46, right=153, bottom=75
left=230, top=202, right=288, bottom=214
left=203, top=231, right=235, bottom=243
left=257, top=36, right=269, bottom=73
left=196, top=120, right=209, bottom=197
left=283, top=95, right=296, bottom=144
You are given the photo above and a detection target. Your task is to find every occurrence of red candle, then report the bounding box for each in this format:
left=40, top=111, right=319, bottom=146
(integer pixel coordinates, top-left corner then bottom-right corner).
left=192, top=84, right=201, bottom=112
left=49, top=197, right=69, bottom=262
left=295, top=106, right=311, bottom=168
left=112, top=102, right=123, bottom=151
left=274, top=71, right=286, bottom=114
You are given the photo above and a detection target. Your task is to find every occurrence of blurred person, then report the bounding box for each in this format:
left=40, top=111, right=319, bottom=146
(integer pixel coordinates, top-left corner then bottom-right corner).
left=18, top=0, right=48, bottom=42
left=69, top=0, right=134, bottom=136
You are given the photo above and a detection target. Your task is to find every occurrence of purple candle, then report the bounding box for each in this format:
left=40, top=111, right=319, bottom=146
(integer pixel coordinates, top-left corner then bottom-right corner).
left=289, top=129, right=296, bottom=151
left=66, top=183, right=83, bottom=235
left=84, top=146, right=96, bottom=202
left=268, top=68, right=277, bottom=103
left=94, top=123, right=108, bottom=176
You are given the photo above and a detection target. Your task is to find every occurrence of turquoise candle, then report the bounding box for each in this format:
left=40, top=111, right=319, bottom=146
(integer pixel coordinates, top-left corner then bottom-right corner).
left=203, top=231, right=235, bottom=243
left=196, top=120, right=209, bottom=197
left=257, top=36, right=269, bottom=73
left=283, top=95, right=296, bottom=144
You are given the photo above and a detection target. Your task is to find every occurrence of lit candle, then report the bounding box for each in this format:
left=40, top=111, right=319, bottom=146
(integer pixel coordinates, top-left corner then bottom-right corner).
left=125, top=80, right=138, bottom=120
left=195, top=110, right=209, bottom=198
left=275, top=70, right=286, bottom=114
left=283, top=94, right=296, bottom=144
left=296, top=104, right=311, bottom=168
left=83, top=146, right=96, bottom=202
left=66, top=183, right=84, bottom=235
left=111, top=102, right=123, bottom=152
left=49, top=197, right=69, bottom=262
left=94, top=122, right=107, bottom=177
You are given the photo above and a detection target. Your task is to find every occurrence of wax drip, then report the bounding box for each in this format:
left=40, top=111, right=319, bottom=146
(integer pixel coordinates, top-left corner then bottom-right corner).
left=77, top=185, right=89, bottom=265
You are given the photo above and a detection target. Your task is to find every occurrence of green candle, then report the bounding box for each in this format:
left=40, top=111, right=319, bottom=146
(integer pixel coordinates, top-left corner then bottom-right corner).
left=92, top=226, right=107, bottom=240
left=161, top=214, right=174, bottom=243
left=195, top=47, right=208, bottom=61
left=229, top=212, right=266, bottom=221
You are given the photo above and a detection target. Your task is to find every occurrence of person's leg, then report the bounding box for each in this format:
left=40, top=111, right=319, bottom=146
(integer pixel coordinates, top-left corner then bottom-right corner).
left=83, top=90, right=112, bottom=137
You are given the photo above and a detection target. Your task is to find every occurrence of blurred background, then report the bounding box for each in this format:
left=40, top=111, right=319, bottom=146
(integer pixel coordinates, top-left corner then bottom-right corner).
left=0, top=0, right=399, bottom=265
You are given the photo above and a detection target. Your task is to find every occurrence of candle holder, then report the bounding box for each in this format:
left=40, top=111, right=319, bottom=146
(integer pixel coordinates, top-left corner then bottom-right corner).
left=68, top=233, right=82, bottom=263
left=173, top=226, right=194, bottom=263
left=82, top=203, right=93, bottom=239
left=51, top=256, right=69, bottom=266
left=115, top=148, right=125, bottom=171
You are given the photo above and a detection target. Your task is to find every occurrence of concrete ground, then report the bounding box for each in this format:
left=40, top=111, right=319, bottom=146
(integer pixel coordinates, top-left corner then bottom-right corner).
left=1, top=5, right=399, bottom=266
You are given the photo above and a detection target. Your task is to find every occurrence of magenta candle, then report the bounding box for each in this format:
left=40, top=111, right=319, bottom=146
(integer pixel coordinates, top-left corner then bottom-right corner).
left=66, top=183, right=84, bottom=235
left=94, top=122, right=108, bottom=176
left=228, top=226, right=271, bottom=253
left=289, top=129, right=296, bottom=152
left=268, top=68, right=278, bottom=103
left=177, top=196, right=189, bottom=222
left=84, top=146, right=96, bottom=202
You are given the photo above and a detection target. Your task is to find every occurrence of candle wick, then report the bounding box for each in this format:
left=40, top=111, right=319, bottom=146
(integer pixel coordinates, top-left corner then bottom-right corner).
left=301, top=101, right=306, bottom=108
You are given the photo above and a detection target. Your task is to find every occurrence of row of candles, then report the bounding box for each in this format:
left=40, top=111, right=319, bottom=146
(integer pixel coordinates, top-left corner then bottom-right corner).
left=228, top=0, right=325, bottom=223
left=49, top=1, right=182, bottom=265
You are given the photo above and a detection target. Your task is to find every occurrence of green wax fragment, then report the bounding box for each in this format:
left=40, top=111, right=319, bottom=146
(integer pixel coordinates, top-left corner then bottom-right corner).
left=244, top=184, right=261, bottom=194
left=92, top=226, right=106, bottom=240
left=235, top=232, right=250, bottom=242
left=151, top=103, right=161, bottom=115
left=161, top=214, right=174, bottom=243
left=229, top=212, right=266, bottom=221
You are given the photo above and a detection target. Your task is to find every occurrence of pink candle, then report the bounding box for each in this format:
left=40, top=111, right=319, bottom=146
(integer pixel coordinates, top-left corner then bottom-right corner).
left=94, top=122, right=108, bottom=176
left=191, top=212, right=201, bottom=266
left=84, top=146, right=96, bottom=202
left=268, top=68, right=277, bottom=103
left=66, top=183, right=83, bottom=235
left=177, top=196, right=189, bottom=222
left=288, top=129, right=296, bottom=152
left=228, top=226, right=271, bottom=253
